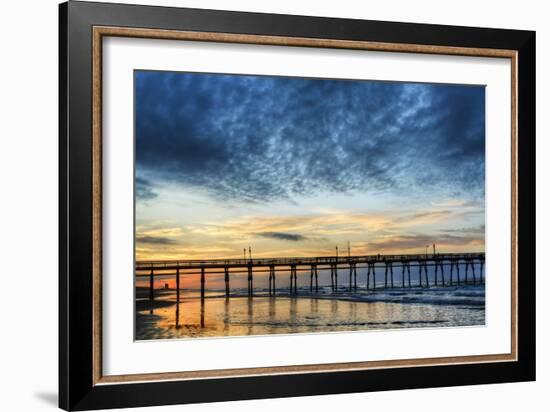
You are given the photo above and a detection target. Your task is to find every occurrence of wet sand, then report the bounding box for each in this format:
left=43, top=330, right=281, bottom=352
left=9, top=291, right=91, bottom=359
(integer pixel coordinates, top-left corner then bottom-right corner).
left=136, top=286, right=485, bottom=340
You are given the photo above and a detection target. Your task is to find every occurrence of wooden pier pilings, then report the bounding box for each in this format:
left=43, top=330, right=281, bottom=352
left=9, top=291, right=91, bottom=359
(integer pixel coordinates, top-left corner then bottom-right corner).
left=310, top=264, right=319, bottom=292
left=289, top=264, right=298, bottom=294
left=200, top=266, right=205, bottom=300
left=247, top=262, right=253, bottom=297
left=384, top=261, right=394, bottom=288
left=330, top=263, right=339, bottom=291
left=366, top=262, right=376, bottom=290
left=176, top=267, right=180, bottom=303
left=149, top=269, right=154, bottom=314
left=224, top=266, right=230, bottom=297
left=268, top=264, right=276, bottom=296
left=138, top=253, right=485, bottom=307
left=349, top=262, right=357, bottom=290
left=402, top=261, right=412, bottom=288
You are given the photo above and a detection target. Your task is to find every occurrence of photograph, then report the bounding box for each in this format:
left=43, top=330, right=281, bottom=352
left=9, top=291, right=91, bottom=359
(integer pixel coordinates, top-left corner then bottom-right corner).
left=134, top=70, right=487, bottom=340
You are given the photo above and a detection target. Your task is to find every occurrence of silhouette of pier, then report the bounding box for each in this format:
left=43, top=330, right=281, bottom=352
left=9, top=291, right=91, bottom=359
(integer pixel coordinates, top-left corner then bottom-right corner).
left=136, top=253, right=485, bottom=311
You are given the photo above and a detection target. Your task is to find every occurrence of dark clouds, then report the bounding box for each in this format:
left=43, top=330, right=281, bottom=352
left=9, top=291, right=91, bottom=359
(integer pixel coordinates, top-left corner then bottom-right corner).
left=136, top=235, right=178, bottom=245
left=136, top=177, right=158, bottom=201
left=258, top=232, right=307, bottom=241
left=441, top=224, right=485, bottom=235
left=135, top=71, right=485, bottom=203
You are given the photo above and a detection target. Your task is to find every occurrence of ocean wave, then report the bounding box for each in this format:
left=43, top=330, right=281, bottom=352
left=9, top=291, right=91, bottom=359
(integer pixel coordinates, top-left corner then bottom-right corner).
left=220, top=285, right=485, bottom=308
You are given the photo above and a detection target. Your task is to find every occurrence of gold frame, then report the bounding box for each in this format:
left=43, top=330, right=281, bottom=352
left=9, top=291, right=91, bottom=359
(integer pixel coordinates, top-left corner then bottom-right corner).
left=92, top=26, right=518, bottom=385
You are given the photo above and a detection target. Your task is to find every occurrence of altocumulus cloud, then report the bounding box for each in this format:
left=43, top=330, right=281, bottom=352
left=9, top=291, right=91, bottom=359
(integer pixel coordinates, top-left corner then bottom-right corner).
left=135, top=71, right=485, bottom=203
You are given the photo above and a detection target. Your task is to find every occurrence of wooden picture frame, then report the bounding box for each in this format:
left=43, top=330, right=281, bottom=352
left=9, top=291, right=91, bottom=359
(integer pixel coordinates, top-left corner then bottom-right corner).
left=59, top=1, right=535, bottom=410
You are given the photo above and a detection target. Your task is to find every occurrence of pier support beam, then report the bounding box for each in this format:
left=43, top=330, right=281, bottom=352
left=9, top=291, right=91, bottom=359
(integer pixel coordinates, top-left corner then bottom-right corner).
left=315, top=265, right=319, bottom=292
left=247, top=263, right=253, bottom=297
left=418, top=261, right=429, bottom=288
left=224, top=266, right=230, bottom=298
left=384, top=261, right=394, bottom=288
left=149, top=269, right=154, bottom=314
left=331, top=263, right=338, bottom=291
left=425, top=262, right=430, bottom=287
left=349, top=263, right=357, bottom=290
left=200, top=266, right=205, bottom=301
left=366, top=264, right=371, bottom=289
left=289, top=264, right=297, bottom=294
left=310, top=264, right=318, bottom=293
left=450, top=262, right=455, bottom=285
left=269, top=265, right=276, bottom=296
left=176, top=267, right=180, bottom=304
left=175, top=295, right=180, bottom=329
left=480, top=260, right=485, bottom=284
left=401, top=262, right=411, bottom=288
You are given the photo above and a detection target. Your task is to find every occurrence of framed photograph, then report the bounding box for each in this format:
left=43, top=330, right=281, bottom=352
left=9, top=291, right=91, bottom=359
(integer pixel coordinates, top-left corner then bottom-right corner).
left=59, top=1, right=535, bottom=410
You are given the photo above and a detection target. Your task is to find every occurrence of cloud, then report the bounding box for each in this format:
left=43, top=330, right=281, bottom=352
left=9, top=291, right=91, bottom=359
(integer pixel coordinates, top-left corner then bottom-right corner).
left=183, top=207, right=480, bottom=243
left=394, top=210, right=453, bottom=227
left=365, top=232, right=484, bottom=252
left=135, top=202, right=485, bottom=259
left=135, top=72, right=485, bottom=204
left=441, top=224, right=485, bottom=235
left=136, top=235, right=178, bottom=245
left=258, top=232, right=307, bottom=241
left=136, top=225, right=183, bottom=237
left=136, top=177, right=157, bottom=201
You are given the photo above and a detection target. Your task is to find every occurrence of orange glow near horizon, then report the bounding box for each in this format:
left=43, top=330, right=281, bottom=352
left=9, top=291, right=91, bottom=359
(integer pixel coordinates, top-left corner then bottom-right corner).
left=135, top=206, right=485, bottom=262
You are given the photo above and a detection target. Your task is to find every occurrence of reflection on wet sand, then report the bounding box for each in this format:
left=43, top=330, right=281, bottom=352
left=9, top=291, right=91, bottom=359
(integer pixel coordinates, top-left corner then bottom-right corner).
left=247, top=297, right=253, bottom=335
left=223, top=298, right=230, bottom=333
left=135, top=288, right=485, bottom=340
left=200, top=298, right=205, bottom=329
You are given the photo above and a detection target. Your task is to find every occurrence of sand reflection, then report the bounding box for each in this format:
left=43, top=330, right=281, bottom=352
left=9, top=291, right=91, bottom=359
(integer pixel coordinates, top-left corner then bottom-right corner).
left=136, top=289, right=484, bottom=340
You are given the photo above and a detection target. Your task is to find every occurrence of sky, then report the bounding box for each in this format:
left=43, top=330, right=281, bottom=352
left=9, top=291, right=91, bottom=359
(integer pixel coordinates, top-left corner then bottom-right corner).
left=135, top=70, right=485, bottom=261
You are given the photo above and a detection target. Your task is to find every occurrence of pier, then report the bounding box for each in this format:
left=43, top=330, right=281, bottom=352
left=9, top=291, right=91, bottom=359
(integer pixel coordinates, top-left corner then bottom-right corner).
left=136, top=253, right=485, bottom=307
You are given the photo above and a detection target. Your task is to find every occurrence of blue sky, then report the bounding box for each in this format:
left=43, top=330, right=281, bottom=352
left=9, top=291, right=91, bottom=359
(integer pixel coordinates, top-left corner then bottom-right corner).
left=135, top=70, right=485, bottom=260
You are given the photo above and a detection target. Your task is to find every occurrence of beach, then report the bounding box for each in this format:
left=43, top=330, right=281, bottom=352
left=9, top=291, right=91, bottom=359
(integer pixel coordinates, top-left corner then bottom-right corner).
left=136, top=284, right=485, bottom=340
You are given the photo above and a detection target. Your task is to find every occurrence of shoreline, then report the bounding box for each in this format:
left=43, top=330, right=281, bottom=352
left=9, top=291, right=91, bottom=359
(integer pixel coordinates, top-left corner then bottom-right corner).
left=137, top=284, right=485, bottom=311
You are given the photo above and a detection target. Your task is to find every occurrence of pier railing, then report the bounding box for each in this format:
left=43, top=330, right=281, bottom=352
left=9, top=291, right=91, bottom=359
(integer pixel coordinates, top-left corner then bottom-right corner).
left=136, top=252, right=485, bottom=271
